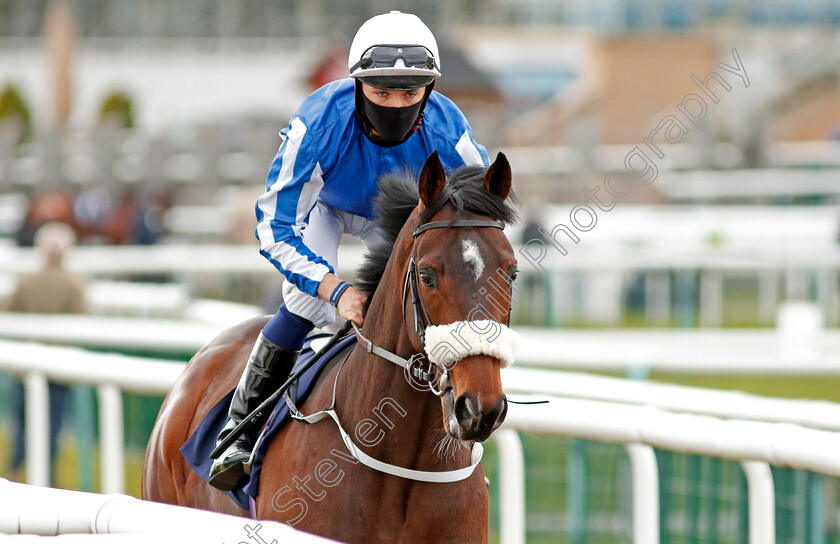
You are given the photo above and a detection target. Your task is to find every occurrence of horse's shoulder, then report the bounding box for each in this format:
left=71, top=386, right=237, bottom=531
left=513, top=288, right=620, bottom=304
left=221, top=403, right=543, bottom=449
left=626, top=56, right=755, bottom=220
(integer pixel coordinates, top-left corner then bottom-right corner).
left=170, top=316, right=272, bottom=416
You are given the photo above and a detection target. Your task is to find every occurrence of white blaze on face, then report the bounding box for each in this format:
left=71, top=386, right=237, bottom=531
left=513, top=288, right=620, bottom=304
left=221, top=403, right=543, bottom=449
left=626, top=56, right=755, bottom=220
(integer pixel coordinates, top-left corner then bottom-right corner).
left=461, top=239, right=484, bottom=282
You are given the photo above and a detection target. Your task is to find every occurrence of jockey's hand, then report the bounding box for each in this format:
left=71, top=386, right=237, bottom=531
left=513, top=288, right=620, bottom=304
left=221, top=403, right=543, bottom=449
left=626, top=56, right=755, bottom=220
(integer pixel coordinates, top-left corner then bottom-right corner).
left=318, top=273, right=368, bottom=326
left=336, top=286, right=367, bottom=326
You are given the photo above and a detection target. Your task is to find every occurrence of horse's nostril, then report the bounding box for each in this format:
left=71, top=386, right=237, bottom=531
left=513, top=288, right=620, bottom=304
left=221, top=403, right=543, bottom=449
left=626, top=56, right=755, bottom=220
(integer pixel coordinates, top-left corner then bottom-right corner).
left=491, top=396, right=508, bottom=430
left=454, top=392, right=480, bottom=432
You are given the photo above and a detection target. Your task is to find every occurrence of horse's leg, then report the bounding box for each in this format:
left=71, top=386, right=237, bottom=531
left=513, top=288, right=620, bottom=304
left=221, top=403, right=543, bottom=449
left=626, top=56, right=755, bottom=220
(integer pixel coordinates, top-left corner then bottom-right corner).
left=251, top=362, right=367, bottom=536
left=253, top=357, right=490, bottom=544
left=142, top=316, right=269, bottom=516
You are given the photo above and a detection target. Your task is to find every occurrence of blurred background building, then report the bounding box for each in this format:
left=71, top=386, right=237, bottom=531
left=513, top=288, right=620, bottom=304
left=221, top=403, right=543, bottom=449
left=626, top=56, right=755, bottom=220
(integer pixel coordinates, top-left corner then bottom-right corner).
left=0, top=0, right=837, bottom=322
left=2, top=2, right=840, bottom=542
left=0, top=1, right=838, bottom=202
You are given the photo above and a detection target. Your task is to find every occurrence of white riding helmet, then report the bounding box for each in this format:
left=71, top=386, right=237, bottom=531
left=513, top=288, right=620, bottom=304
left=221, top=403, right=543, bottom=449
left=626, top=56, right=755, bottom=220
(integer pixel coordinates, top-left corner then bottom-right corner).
left=348, top=11, right=441, bottom=90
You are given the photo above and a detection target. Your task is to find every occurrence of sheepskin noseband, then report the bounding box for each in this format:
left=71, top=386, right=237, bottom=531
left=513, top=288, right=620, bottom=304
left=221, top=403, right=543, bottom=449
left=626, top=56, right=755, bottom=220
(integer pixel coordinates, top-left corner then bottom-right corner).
left=423, top=320, right=520, bottom=370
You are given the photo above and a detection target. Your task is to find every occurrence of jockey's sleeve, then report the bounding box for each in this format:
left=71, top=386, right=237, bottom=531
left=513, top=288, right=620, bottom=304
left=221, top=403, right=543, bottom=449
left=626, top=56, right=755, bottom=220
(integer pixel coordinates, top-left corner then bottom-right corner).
left=454, top=125, right=490, bottom=168
left=255, top=116, right=333, bottom=298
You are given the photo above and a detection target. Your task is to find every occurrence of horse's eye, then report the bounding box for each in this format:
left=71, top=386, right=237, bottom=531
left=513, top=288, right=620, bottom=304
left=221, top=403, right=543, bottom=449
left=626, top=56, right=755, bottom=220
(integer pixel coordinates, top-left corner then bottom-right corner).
left=419, top=269, right=437, bottom=287
left=508, top=266, right=519, bottom=282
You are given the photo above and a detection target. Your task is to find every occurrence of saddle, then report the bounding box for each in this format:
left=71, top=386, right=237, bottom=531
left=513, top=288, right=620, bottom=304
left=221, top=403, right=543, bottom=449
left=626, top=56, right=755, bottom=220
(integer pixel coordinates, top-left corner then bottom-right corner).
left=180, top=333, right=357, bottom=511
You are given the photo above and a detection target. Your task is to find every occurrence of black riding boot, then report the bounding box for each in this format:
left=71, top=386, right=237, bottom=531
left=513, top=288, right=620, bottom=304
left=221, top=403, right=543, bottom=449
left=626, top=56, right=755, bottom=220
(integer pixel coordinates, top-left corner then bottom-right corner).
left=208, top=333, right=299, bottom=491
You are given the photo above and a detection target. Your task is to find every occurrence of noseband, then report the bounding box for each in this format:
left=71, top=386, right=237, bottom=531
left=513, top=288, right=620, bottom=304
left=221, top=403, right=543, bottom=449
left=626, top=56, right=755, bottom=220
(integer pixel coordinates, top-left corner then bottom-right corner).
left=294, top=217, right=515, bottom=484
left=354, top=216, right=514, bottom=396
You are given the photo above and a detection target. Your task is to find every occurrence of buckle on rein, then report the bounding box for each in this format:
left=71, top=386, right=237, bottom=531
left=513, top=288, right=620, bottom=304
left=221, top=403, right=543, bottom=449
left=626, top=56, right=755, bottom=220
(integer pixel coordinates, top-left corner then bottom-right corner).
left=408, top=355, right=450, bottom=397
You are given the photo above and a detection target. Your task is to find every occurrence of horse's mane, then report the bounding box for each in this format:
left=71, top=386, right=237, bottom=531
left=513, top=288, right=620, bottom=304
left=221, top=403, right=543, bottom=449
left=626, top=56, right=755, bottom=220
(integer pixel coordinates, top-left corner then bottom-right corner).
left=356, top=165, right=518, bottom=296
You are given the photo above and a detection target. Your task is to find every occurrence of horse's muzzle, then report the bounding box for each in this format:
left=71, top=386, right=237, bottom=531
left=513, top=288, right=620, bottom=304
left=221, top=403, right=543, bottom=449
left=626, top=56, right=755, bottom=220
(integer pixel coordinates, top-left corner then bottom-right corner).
left=453, top=392, right=507, bottom=442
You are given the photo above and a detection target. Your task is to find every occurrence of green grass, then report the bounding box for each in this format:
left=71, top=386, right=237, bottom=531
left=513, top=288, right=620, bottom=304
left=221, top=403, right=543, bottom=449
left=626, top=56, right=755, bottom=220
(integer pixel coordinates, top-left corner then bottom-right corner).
left=648, top=373, right=840, bottom=403
left=4, top=368, right=840, bottom=543
left=0, top=430, right=146, bottom=497
left=4, top=422, right=839, bottom=543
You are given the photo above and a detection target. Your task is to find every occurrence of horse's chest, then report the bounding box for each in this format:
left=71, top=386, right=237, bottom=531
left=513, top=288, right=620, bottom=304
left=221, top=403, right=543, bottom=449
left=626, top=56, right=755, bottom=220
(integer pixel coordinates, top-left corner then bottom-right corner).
left=258, top=445, right=488, bottom=543
left=304, top=494, right=488, bottom=544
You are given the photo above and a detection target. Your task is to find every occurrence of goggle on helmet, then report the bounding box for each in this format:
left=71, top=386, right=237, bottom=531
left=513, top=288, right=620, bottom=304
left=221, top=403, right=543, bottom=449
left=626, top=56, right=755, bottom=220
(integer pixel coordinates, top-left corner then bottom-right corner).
left=348, top=11, right=441, bottom=91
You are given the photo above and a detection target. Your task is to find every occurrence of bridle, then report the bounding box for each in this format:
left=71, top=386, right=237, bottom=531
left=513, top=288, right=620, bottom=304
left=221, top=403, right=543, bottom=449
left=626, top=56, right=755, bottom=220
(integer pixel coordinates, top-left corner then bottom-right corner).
left=291, top=214, right=514, bottom=484
left=354, top=215, right=508, bottom=396
left=405, top=218, right=507, bottom=344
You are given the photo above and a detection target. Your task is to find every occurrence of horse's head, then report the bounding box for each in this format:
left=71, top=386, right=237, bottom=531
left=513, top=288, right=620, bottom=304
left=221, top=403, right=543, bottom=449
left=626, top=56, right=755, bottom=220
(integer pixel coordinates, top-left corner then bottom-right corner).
left=403, top=151, right=518, bottom=443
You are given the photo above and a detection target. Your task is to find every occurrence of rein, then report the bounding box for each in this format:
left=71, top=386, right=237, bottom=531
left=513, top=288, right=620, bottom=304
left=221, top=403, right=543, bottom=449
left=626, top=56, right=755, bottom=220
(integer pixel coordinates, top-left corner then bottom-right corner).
left=288, top=346, right=484, bottom=484
left=289, top=217, right=514, bottom=484
left=400, top=218, right=511, bottom=395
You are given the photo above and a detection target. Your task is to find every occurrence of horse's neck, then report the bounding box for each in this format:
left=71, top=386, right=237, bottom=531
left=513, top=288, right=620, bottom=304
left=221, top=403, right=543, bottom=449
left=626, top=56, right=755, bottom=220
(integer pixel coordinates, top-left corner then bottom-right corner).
left=357, top=234, right=419, bottom=376
left=337, top=262, right=469, bottom=475
left=351, top=299, right=435, bottom=421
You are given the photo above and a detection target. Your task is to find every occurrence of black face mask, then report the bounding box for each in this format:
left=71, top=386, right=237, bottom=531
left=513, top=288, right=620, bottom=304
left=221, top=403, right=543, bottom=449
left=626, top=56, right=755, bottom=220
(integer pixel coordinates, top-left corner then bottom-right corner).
left=355, top=81, right=434, bottom=147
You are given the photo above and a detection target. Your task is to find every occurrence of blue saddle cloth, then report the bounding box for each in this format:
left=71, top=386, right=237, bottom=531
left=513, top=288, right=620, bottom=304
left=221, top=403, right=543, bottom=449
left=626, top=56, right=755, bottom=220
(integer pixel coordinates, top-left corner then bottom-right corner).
left=180, top=334, right=356, bottom=511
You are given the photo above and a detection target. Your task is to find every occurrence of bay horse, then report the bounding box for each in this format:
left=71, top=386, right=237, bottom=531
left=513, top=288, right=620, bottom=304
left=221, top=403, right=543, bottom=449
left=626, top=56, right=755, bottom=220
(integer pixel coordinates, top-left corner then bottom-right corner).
left=142, top=151, right=519, bottom=543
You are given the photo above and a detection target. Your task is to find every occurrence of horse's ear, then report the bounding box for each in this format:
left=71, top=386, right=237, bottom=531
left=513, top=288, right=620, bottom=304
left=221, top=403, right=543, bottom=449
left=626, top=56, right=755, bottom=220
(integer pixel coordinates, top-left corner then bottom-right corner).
left=418, top=151, right=446, bottom=207
left=484, top=152, right=512, bottom=200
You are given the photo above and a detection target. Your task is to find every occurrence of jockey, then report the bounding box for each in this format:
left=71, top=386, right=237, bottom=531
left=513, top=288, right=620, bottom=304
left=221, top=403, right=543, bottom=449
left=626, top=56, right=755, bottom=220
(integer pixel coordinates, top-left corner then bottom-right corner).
left=209, top=10, right=490, bottom=490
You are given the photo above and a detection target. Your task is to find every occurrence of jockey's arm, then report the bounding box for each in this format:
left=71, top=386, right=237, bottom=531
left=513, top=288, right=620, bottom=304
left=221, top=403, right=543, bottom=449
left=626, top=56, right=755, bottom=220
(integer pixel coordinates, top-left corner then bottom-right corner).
left=317, top=272, right=367, bottom=326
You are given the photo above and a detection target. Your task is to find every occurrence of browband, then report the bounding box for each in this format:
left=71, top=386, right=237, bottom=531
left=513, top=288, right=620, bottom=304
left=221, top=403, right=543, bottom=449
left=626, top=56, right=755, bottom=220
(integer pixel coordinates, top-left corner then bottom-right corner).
left=413, top=219, right=505, bottom=238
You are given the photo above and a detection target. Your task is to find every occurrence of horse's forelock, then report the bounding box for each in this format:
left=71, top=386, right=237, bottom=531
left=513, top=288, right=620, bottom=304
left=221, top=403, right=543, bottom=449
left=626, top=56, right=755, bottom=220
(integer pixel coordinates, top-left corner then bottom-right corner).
left=356, top=165, right=518, bottom=297
left=417, top=166, right=518, bottom=227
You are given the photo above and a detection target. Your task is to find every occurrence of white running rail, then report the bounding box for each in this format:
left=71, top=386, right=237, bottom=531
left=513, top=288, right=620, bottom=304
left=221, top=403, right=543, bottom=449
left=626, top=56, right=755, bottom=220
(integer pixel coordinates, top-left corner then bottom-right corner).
left=0, top=340, right=180, bottom=492
left=0, top=478, right=336, bottom=542
left=3, top=313, right=840, bottom=373
left=3, top=340, right=840, bottom=543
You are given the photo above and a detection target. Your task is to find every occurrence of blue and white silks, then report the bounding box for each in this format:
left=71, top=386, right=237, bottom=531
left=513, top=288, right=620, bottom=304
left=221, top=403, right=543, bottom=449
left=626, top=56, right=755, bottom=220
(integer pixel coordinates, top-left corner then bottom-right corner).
left=255, top=78, right=489, bottom=318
